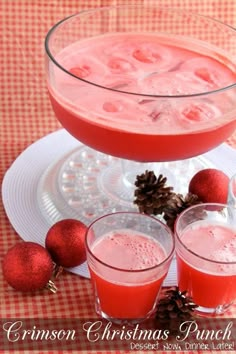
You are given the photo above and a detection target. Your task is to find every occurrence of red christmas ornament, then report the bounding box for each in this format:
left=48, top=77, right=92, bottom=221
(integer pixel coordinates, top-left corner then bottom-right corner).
left=45, top=219, right=87, bottom=269
left=189, top=168, right=230, bottom=204
left=2, top=242, right=56, bottom=292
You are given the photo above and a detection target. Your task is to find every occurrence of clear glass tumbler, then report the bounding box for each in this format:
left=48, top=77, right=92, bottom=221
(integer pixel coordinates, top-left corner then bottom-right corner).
left=175, top=203, right=236, bottom=315
left=85, top=212, right=175, bottom=323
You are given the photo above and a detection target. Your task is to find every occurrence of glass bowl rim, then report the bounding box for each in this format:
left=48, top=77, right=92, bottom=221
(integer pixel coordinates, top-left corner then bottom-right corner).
left=45, top=4, right=236, bottom=99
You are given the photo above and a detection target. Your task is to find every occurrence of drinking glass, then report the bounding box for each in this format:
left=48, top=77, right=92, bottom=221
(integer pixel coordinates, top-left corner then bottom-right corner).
left=175, top=203, right=236, bottom=315
left=85, top=212, right=175, bottom=322
left=228, top=173, right=236, bottom=207
left=40, top=5, right=236, bottom=226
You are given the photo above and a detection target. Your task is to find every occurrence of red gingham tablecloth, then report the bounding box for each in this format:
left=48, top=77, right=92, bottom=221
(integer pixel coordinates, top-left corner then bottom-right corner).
left=1, top=1, right=236, bottom=353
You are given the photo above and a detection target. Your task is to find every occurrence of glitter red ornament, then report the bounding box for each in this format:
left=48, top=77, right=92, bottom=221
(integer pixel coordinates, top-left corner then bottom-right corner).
left=45, top=219, right=87, bottom=269
left=189, top=168, right=230, bottom=203
left=2, top=242, right=56, bottom=292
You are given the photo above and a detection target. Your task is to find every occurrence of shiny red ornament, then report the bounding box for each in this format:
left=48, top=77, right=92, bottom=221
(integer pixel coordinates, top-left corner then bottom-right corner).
left=45, top=219, right=87, bottom=268
left=2, top=242, right=55, bottom=292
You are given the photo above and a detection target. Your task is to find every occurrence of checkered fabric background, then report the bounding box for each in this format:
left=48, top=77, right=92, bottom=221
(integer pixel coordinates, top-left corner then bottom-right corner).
left=1, top=1, right=236, bottom=353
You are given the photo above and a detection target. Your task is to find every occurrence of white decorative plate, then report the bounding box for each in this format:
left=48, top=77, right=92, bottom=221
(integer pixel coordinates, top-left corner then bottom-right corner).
left=2, top=129, right=236, bottom=284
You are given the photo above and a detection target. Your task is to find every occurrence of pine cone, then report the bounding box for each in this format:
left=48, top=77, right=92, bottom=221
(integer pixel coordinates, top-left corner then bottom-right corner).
left=163, top=192, right=202, bottom=230
left=134, top=171, right=174, bottom=215
left=156, top=287, right=197, bottom=331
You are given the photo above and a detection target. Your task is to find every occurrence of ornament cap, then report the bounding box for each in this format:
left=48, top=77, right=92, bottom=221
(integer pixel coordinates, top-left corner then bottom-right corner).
left=46, top=280, right=58, bottom=293
left=53, top=264, right=64, bottom=279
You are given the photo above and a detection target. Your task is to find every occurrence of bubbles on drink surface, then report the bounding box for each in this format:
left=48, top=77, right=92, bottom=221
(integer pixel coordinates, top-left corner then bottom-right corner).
left=181, top=221, right=236, bottom=273
left=92, top=229, right=167, bottom=270
left=211, top=234, right=236, bottom=261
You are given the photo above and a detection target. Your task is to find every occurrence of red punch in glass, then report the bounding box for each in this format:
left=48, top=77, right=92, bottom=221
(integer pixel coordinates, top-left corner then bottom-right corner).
left=85, top=212, right=175, bottom=323
left=175, top=203, right=236, bottom=315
